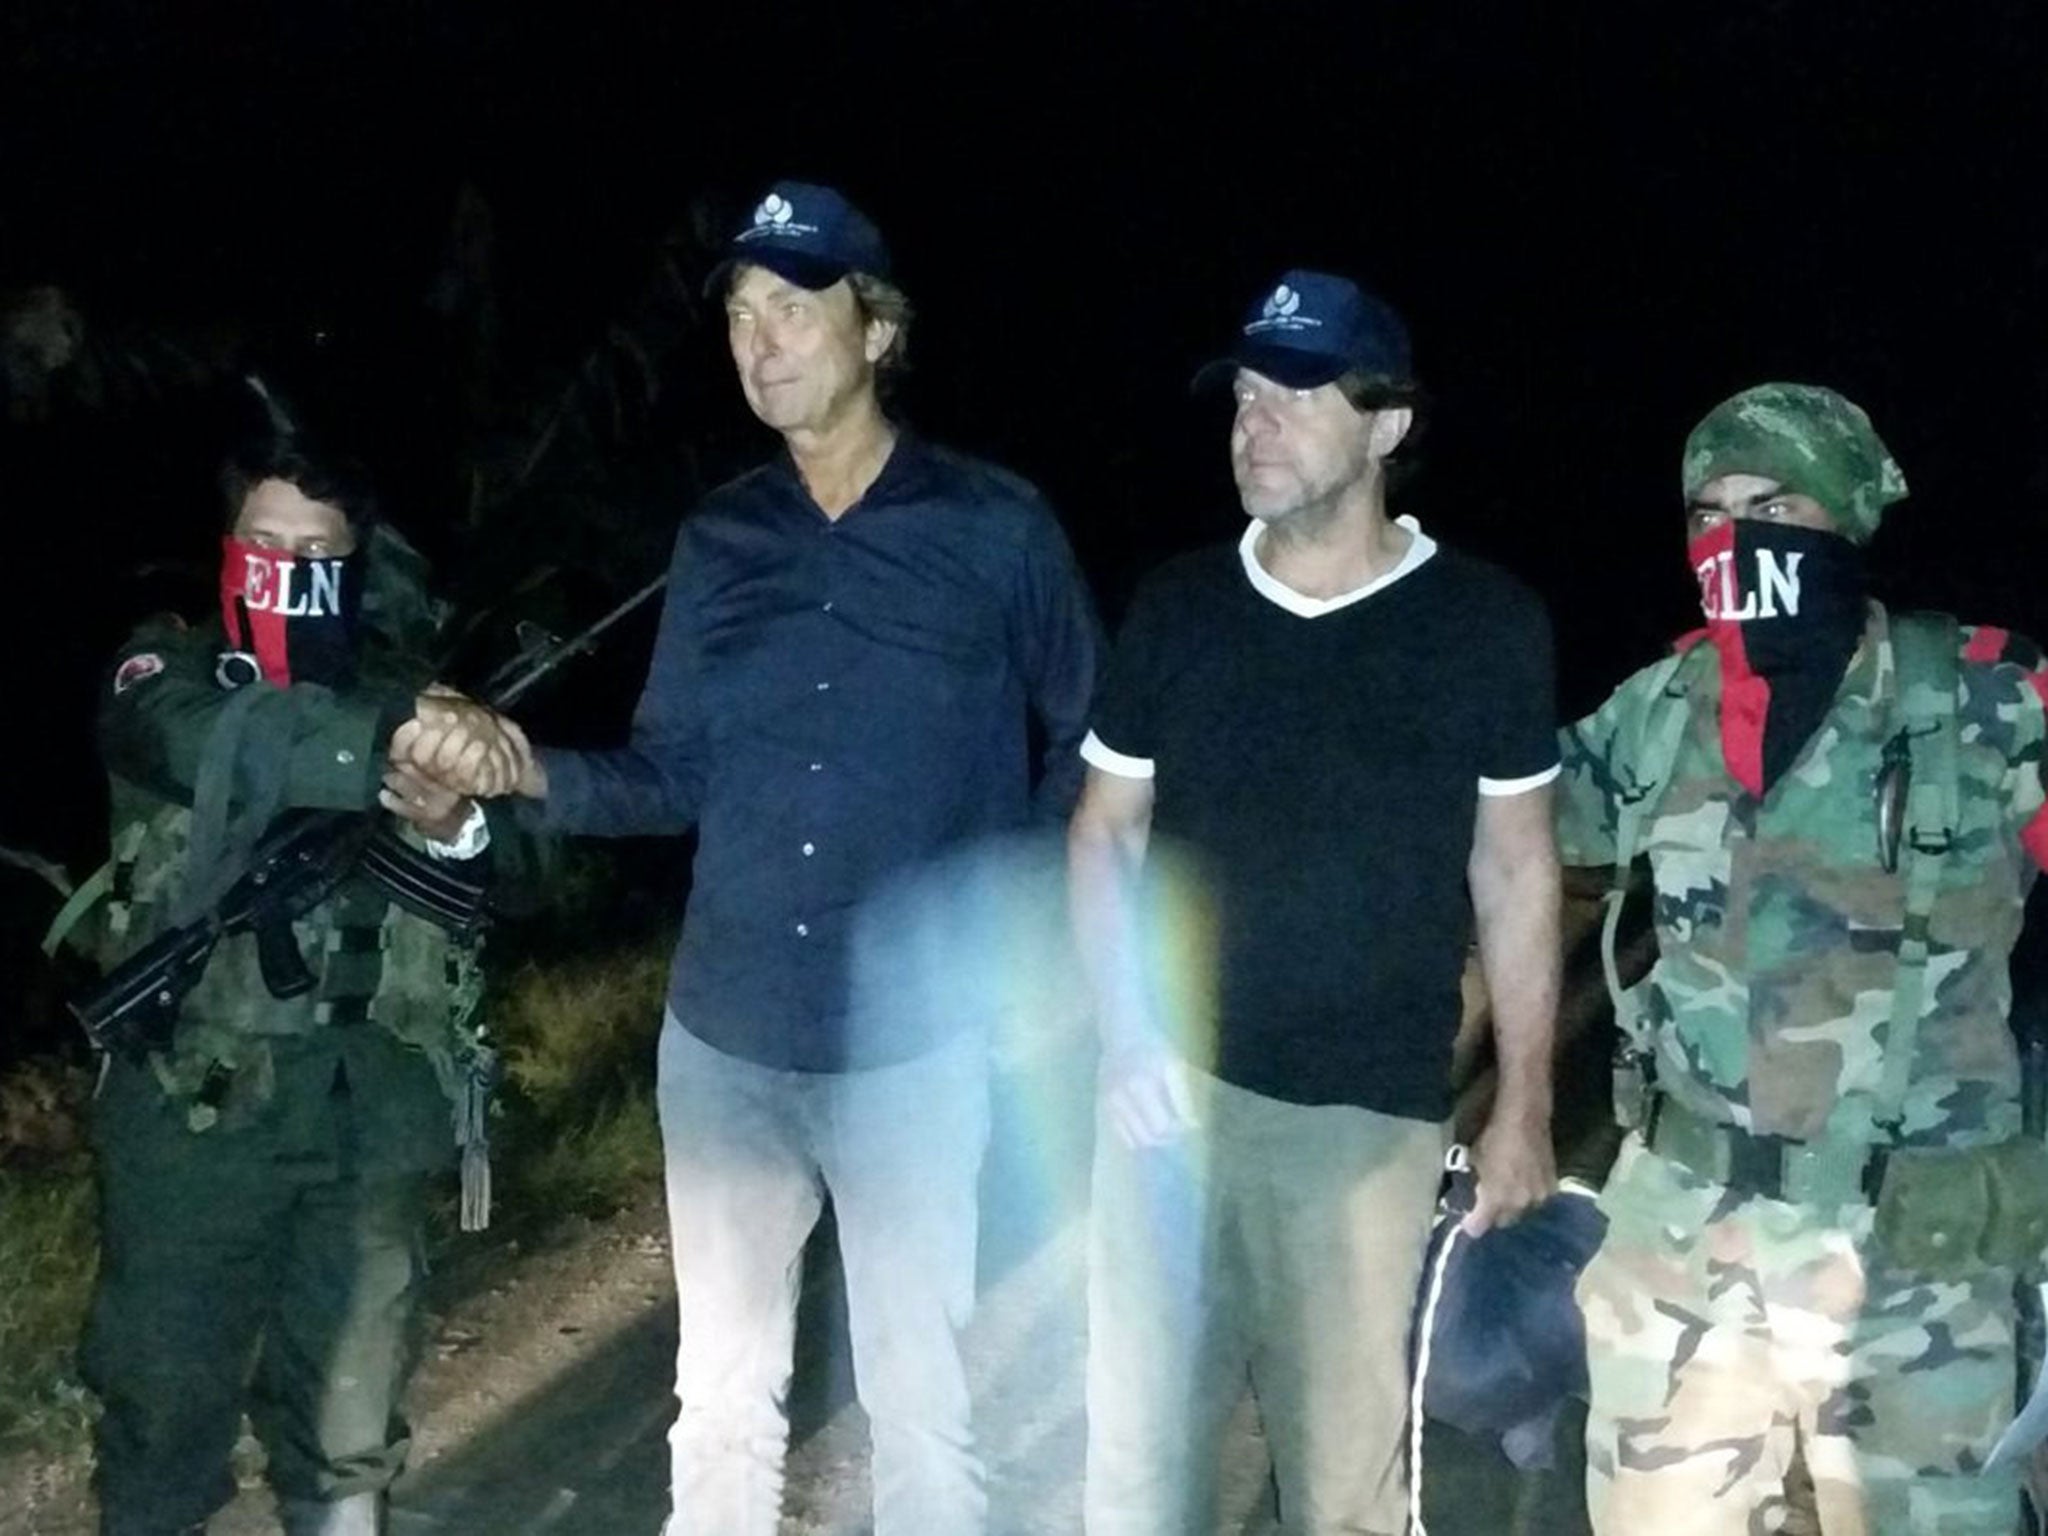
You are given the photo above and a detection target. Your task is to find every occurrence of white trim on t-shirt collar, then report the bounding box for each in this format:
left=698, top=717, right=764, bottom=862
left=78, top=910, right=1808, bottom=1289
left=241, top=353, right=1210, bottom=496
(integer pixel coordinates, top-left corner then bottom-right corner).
left=1237, top=515, right=1438, bottom=618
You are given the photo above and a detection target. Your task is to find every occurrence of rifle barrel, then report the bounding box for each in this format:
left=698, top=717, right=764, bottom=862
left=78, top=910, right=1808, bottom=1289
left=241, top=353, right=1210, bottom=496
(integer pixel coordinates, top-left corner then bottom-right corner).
left=487, top=573, right=668, bottom=709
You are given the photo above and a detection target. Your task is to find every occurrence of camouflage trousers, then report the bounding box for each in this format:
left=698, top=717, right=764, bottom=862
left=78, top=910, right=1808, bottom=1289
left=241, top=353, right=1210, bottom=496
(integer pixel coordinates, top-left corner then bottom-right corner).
left=1579, top=1136, right=2020, bottom=1535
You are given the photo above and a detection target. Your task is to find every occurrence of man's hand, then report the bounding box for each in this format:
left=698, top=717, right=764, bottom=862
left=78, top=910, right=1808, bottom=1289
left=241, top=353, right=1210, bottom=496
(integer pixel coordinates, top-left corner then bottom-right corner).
left=390, top=686, right=541, bottom=799
left=1463, top=1103, right=1557, bottom=1235
left=1101, top=1041, right=1201, bottom=1150
left=379, top=760, right=474, bottom=843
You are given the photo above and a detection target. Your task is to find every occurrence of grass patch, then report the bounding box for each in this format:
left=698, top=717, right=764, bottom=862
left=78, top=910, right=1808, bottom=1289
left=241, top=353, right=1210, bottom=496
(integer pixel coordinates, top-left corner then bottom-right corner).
left=504, top=1089, right=664, bottom=1216
left=0, top=1159, right=99, bottom=1455
left=489, top=940, right=669, bottom=1217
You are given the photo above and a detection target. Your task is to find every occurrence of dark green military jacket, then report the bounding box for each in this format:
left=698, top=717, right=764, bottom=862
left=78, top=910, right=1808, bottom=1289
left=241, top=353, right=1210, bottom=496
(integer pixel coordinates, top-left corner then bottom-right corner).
left=92, top=525, right=485, bottom=1174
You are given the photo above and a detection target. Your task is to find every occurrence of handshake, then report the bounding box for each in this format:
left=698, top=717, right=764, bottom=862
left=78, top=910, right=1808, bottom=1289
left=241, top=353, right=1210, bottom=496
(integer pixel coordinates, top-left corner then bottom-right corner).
left=378, top=686, right=545, bottom=840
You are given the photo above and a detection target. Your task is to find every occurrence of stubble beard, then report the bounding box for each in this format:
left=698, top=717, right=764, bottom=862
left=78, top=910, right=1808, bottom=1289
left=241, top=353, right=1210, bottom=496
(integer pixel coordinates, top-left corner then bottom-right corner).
left=1248, top=450, right=1386, bottom=551
left=1249, top=483, right=1345, bottom=549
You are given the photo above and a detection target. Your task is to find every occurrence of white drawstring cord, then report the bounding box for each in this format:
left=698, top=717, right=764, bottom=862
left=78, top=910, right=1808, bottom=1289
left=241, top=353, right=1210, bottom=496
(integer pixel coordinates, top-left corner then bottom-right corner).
left=1407, top=1144, right=1470, bottom=1536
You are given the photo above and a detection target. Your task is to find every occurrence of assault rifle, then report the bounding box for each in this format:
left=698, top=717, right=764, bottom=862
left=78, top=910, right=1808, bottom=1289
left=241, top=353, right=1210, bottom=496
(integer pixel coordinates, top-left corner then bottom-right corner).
left=71, top=573, right=667, bottom=1061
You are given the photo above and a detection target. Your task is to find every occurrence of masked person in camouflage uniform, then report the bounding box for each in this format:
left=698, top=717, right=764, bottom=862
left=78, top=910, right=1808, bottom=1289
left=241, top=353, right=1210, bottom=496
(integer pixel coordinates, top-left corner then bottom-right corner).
left=77, top=435, right=522, bottom=1536
left=1558, top=382, right=2048, bottom=1534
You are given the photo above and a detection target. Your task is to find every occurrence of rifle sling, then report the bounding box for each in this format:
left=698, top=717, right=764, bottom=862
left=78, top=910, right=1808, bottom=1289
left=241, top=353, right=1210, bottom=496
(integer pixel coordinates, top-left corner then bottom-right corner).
left=1872, top=613, right=1961, bottom=1137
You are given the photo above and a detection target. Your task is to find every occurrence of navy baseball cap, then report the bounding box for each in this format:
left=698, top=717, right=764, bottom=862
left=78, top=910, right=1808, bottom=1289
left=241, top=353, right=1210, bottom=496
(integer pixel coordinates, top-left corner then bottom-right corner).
left=706, top=180, right=893, bottom=296
left=1193, top=269, right=1414, bottom=392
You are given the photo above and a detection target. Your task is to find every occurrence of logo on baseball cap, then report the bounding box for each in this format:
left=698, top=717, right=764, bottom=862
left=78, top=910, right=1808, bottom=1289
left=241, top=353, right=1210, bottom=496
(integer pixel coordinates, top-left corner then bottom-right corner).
left=706, top=180, right=893, bottom=296
left=1194, top=269, right=1413, bottom=392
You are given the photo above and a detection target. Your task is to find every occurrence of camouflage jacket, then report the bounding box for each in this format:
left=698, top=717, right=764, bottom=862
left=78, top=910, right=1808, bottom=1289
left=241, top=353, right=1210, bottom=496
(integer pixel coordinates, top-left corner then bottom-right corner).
left=91, top=525, right=488, bottom=1157
left=1558, top=601, right=2048, bottom=1149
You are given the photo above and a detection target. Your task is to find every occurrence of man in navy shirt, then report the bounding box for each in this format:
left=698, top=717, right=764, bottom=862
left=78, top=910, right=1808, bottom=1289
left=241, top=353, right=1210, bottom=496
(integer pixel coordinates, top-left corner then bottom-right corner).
left=424, top=181, right=1100, bottom=1536
left=1068, top=271, right=1561, bottom=1534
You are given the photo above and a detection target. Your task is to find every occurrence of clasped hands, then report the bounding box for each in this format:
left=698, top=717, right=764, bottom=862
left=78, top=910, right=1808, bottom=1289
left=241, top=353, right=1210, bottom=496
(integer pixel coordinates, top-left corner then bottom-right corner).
left=378, top=685, right=541, bottom=840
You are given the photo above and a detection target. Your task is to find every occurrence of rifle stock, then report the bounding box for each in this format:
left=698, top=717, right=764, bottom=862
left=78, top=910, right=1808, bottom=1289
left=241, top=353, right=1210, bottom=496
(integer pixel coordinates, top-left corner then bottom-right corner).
left=73, top=921, right=219, bottom=1058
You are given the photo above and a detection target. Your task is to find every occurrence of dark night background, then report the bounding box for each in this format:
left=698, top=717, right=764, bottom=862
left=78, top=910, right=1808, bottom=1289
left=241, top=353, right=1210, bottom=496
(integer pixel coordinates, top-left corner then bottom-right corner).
left=4, top=1, right=2046, bottom=1020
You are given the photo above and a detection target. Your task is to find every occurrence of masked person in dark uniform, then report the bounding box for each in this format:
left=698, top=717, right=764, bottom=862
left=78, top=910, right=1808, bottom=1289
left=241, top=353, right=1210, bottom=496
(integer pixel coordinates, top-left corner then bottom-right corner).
left=76, top=434, right=523, bottom=1536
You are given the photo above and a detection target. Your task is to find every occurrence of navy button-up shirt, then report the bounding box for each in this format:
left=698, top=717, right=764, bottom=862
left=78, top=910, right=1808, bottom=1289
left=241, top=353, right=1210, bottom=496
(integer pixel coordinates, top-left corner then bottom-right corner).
left=539, top=433, right=1102, bottom=1070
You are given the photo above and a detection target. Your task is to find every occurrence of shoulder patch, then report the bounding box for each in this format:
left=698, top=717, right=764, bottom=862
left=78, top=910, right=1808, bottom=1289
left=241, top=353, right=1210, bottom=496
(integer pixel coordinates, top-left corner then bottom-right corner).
left=112, top=653, right=166, bottom=695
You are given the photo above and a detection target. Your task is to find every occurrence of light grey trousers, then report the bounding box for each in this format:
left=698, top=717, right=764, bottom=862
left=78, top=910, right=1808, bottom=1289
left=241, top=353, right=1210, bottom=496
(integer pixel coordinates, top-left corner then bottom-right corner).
left=656, top=1014, right=990, bottom=1536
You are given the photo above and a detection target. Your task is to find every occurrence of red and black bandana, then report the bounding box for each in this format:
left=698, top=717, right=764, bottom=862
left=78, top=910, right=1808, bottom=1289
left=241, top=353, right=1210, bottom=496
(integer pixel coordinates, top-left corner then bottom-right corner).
left=218, top=537, right=361, bottom=687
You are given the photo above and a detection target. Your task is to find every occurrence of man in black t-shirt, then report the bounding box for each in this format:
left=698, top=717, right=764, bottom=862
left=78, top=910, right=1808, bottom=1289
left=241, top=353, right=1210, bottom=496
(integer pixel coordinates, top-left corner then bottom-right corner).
left=1069, top=270, right=1563, bottom=1534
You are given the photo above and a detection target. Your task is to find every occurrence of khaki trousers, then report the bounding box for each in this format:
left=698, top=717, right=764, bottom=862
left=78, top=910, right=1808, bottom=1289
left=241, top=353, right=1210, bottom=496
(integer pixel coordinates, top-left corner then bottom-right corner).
left=1084, top=1064, right=1446, bottom=1535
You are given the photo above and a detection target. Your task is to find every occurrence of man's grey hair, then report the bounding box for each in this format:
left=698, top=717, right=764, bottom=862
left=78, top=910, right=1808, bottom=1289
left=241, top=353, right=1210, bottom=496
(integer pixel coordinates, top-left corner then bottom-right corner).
left=1334, top=368, right=1428, bottom=485
left=848, top=271, right=913, bottom=383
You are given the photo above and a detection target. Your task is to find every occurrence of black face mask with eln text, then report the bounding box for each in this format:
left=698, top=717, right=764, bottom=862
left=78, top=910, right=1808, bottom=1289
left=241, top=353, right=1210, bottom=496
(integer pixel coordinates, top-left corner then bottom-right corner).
left=1688, top=519, right=1866, bottom=795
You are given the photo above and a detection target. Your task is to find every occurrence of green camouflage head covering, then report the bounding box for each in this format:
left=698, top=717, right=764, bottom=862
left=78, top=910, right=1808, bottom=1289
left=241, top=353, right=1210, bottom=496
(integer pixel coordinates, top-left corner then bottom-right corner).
left=1680, top=382, right=1909, bottom=544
